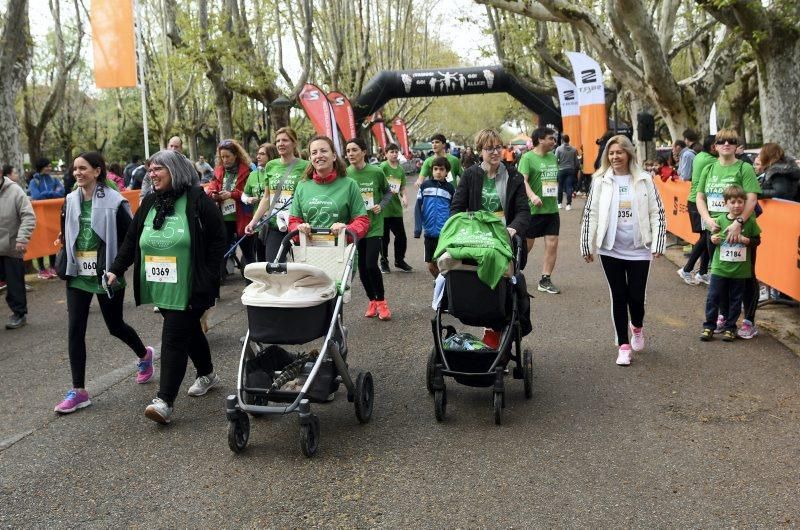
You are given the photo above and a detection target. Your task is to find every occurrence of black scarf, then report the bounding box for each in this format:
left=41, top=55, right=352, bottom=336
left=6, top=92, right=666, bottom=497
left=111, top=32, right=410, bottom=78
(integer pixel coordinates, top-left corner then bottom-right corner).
left=152, top=188, right=183, bottom=230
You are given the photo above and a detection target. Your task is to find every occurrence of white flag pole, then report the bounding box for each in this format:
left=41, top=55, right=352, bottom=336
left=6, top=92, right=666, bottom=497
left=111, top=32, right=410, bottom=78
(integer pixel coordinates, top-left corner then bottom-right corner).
left=134, top=0, right=150, bottom=158
left=709, top=103, right=718, bottom=135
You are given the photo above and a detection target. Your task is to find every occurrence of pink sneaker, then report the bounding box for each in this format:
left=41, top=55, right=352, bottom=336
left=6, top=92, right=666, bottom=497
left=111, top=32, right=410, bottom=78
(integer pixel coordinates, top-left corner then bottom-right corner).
left=136, top=346, right=155, bottom=384
left=37, top=269, right=52, bottom=280
left=713, top=314, right=725, bottom=334
left=737, top=320, right=759, bottom=340
left=47, top=267, right=58, bottom=278
left=54, top=389, right=91, bottom=414
left=616, top=345, right=632, bottom=366
left=629, top=323, right=645, bottom=352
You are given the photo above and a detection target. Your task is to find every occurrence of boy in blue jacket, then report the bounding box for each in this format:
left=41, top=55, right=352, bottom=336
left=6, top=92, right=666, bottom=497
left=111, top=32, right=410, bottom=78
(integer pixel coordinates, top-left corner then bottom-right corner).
left=416, top=157, right=455, bottom=277
left=28, top=158, right=65, bottom=200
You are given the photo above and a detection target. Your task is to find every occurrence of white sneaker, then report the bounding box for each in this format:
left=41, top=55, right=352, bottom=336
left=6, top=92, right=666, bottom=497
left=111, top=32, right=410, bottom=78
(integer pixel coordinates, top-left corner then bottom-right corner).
left=557, top=203, right=563, bottom=209
left=144, top=398, right=173, bottom=424
left=694, top=273, right=710, bottom=285
left=565, top=204, right=572, bottom=211
left=677, top=268, right=696, bottom=285
left=188, top=372, right=220, bottom=396
left=616, top=345, right=632, bottom=366
left=629, top=323, right=645, bottom=352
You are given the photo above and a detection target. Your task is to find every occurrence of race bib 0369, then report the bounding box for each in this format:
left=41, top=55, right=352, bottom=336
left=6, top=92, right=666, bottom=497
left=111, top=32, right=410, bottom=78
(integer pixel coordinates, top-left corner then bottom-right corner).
left=145, top=255, right=178, bottom=283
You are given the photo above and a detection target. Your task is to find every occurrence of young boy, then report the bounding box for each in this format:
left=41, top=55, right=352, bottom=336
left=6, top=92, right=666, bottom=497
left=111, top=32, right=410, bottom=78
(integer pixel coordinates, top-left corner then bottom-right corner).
left=379, top=144, right=412, bottom=273
left=416, top=157, right=455, bottom=278
left=700, top=184, right=761, bottom=342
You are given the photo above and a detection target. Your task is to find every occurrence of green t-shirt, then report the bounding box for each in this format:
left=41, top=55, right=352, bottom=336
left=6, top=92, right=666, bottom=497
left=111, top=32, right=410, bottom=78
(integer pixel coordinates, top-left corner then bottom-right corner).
left=139, top=195, right=192, bottom=310
left=290, top=176, right=368, bottom=231
left=519, top=150, right=559, bottom=215
left=481, top=174, right=504, bottom=221
left=262, top=158, right=309, bottom=228
left=688, top=152, right=716, bottom=203
left=346, top=164, right=389, bottom=239
left=420, top=153, right=463, bottom=186
left=68, top=200, right=125, bottom=294
left=710, top=214, right=761, bottom=279
left=221, top=169, right=238, bottom=221
left=380, top=161, right=406, bottom=218
left=243, top=168, right=269, bottom=211
left=696, top=160, right=761, bottom=214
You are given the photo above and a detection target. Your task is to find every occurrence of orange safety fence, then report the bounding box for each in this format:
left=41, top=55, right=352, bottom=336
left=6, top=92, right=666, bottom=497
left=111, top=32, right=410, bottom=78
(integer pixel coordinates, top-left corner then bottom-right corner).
left=655, top=179, right=800, bottom=301
left=24, top=191, right=141, bottom=261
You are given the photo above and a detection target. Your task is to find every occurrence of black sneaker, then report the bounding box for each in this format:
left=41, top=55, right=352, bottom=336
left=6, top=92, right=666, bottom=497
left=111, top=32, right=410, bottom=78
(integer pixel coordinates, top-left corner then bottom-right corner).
left=6, top=313, right=26, bottom=329
left=379, top=259, right=391, bottom=274
left=394, top=261, right=413, bottom=272
left=537, top=277, right=560, bottom=294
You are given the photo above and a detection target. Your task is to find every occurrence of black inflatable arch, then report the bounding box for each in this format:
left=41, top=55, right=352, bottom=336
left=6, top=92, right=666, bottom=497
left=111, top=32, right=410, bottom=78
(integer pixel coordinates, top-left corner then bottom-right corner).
left=352, top=65, right=561, bottom=130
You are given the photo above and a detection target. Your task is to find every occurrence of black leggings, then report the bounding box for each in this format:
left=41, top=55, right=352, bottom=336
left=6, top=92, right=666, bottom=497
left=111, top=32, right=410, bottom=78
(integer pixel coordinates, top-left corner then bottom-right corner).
left=599, top=255, right=651, bottom=346
left=67, top=286, right=146, bottom=389
left=357, top=237, right=384, bottom=301
left=158, top=306, right=214, bottom=405
left=381, top=216, right=407, bottom=263
left=683, top=230, right=710, bottom=275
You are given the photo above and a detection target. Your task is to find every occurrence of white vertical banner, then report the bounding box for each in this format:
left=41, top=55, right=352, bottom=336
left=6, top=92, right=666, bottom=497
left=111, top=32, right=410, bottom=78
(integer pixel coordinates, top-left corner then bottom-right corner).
left=552, top=76, right=580, bottom=117
left=709, top=103, right=718, bottom=135
left=565, top=51, right=608, bottom=173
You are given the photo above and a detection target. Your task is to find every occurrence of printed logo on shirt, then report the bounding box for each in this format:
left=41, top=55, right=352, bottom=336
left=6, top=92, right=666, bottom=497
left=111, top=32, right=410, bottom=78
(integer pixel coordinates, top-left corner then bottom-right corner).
left=305, top=195, right=339, bottom=226
left=144, top=214, right=186, bottom=250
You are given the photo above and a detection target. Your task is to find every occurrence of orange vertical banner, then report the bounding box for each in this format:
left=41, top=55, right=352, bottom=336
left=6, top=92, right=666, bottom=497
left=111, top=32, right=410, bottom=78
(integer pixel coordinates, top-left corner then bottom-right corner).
left=91, top=0, right=137, bottom=88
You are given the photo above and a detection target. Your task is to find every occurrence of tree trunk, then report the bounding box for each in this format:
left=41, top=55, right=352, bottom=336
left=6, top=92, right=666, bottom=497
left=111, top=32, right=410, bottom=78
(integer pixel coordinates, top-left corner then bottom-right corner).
left=0, top=0, right=30, bottom=171
left=756, top=39, right=800, bottom=155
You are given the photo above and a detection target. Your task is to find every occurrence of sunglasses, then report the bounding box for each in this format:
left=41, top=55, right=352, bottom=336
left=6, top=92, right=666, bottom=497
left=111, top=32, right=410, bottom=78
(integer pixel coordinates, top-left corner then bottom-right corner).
left=483, top=146, right=503, bottom=153
left=218, top=139, right=235, bottom=149
left=715, top=138, right=738, bottom=146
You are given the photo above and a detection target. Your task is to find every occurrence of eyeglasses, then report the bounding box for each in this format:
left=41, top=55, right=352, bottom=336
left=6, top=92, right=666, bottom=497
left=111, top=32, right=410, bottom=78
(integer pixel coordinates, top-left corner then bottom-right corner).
left=715, top=138, right=738, bottom=146
left=482, top=146, right=503, bottom=153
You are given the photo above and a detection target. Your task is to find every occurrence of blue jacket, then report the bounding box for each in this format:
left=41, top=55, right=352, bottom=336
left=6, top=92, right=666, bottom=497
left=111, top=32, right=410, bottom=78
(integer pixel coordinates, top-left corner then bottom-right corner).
left=29, top=173, right=65, bottom=200
left=415, top=179, right=455, bottom=238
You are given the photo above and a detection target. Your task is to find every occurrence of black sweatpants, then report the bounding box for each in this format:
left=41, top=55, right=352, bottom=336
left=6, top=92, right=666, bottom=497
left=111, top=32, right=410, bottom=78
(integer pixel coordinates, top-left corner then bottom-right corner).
left=0, top=256, right=26, bottom=316
left=381, top=216, right=407, bottom=263
left=357, top=237, right=384, bottom=301
left=67, top=286, right=146, bottom=389
left=599, top=255, right=651, bottom=346
left=158, top=306, right=214, bottom=405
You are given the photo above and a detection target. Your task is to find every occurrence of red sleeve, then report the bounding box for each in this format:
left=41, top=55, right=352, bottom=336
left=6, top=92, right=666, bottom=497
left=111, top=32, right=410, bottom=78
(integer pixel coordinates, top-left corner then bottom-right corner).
left=206, top=173, right=221, bottom=196
left=288, top=215, right=305, bottom=234
left=231, top=165, right=248, bottom=201
left=347, top=214, right=370, bottom=241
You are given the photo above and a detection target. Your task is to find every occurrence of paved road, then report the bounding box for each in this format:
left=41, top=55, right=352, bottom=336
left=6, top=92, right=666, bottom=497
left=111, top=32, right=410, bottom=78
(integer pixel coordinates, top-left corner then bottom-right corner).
left=2, top=196, right=799, bottom=527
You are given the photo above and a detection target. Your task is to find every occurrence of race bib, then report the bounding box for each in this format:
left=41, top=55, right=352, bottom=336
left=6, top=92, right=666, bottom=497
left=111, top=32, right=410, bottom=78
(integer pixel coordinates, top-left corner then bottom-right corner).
left=388, top=177, right=402, bottom=194
left=309, top=234, right=336, bottom=247
left=76, top=251, right=98, bottom=277
left=271, top=190, right=293, bottom=215
left=542, top=182, right=558, bottom=197
left=145, top=255, right=178, bottom=283
left=707, top=193, right=726, bottom=213
left=720, top=243, right=746, bottom=262
left=221, top=198, right=236, bottom=216
left=362, top=191, right=374, bottom=209
left=445, top=172, right=454, bottom=183
left=618, top=200, right=633, bottom=225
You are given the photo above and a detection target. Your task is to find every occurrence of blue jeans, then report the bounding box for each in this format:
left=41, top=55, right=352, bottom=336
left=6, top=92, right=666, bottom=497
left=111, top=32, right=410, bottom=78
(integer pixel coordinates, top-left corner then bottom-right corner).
left=703, top=274, right=745, bottom=331
left=557, top=169, right=576, bottom=205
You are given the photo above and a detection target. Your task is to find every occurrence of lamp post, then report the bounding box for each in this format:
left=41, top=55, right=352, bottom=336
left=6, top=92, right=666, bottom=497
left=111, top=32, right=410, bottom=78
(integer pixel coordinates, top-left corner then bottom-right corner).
left=270, top=96, right=294, bottom=131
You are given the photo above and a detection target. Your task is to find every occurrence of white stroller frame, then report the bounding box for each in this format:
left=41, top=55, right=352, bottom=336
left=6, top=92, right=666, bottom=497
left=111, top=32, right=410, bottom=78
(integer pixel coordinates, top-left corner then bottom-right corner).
left=226, top=228, right=374, bottom=457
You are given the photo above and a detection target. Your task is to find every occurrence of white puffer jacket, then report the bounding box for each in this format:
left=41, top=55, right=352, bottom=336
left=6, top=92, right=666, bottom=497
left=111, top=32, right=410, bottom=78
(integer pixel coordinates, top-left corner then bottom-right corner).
left=580, top=168, right=666, bottom=257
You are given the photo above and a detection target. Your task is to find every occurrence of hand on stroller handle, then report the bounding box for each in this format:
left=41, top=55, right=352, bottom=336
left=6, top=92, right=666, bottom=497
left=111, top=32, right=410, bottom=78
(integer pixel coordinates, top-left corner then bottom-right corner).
left=225, top=199, right=294, bottom=258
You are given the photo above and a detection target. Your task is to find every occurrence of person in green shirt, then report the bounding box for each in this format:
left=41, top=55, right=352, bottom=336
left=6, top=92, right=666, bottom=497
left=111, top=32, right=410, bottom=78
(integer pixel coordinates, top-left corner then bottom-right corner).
left=414, top=133, right=462, bottom=187
left=700, top=184, right=761, bottom=342
left=678, top=135, right=717, bottom=285
left=345, top=138, right=394, bottom=321
left=519, top=126, right=561, bottom=294
left=53, top=151, right=154, bottom=416
left=695, top=128, right=762, bottom=339
left=379, top=143, right=412, bottom=273
left=245, top=127, right=310, bottom=262
left=242, top=142, right=278, bottom=261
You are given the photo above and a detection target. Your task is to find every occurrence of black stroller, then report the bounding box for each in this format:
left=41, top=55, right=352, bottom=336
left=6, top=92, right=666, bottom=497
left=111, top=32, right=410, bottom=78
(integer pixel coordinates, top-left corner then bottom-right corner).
left=426, top=235, right=532, bottom=424
left=226, top=228, right=374, bottom=457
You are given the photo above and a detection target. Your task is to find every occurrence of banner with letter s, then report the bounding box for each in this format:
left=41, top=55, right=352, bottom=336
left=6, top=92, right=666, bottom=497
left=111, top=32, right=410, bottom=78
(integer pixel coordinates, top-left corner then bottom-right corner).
left=391, top=117, right=411, bottom=159
left=299, top=84, right=341, bottom=154
left=369, top=112, right=388, bottom=151
left=327, top=91, right=357, bottom=140
left=565, top=52, right=608, bottom=174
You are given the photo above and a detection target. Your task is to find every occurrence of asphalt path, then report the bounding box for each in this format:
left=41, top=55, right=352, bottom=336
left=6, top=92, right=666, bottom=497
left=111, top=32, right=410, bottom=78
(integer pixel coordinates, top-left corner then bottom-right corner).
left=1, top=194, right=799, bottom=527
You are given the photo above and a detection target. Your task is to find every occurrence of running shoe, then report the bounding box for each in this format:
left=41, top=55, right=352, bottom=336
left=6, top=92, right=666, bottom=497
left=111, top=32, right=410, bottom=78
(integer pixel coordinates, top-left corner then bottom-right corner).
left=5, top=313, right=26, bottom=329
left=379, top=259, right=391, bottom=274
left=537, top=276, right=560, bottom=294
left=629, top=323, right=645, bottom=352
left=565, top=204, right=572, bottom=211
left=187, top=373, right=220, bottom=396
left=25, top=283, right=32, bottom=292
left=557, top=203, right=563, bottom=209
left=54, top=389, right=91, bottom=414
left=721, top=330, right=736, bottom=342
left=136, top=346, right=155, bottom=384
left=364, top=300, right=379, bottom=318
left=694, top=273, right=710, bottom=285
left=714, top=315, right=725, bottom=334
left=700, top=328, right=714, bottom=341
left=377, top=300, right=392, bottom=321
left=394, top=261, right=413, bottom=272
left=737, top=320, right=759, bottom=340
left=758, top=285, right=769, bottom=302
left=677, top=268, right=696, bottom=285
left=482, top=329, right=501, bottom=350
left=0, top=281, right=6, bottom=291
left=616, top=344, right=632, bottom=366
left=144, top=398, right=173, bottom=424
left=153, top=306, right=160, bottom=313
left=37, top=269, right=51, bottom=280
left=47, top=267, right=58, bottom=278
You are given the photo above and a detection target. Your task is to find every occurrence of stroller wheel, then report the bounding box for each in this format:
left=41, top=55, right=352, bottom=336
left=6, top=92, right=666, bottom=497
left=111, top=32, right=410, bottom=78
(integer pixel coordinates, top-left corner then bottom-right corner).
left=354, top=371, right=374, bottom=423
left=523, top=349, right=533, bottom=399
left=227, top=413, right=250, bottom=453
left=426, top=348, right=437, bottom=394
left=434, top=388, right=447, bottom=422
left=493, top=392, right=503, bottom=425
left=299, top=414, right=320, bottom=457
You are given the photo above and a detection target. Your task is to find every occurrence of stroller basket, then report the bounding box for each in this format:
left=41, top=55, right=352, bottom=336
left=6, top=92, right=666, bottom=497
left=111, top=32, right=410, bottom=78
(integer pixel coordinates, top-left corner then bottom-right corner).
left=246, top=299, right=335, bottom=344
left=445, top=270, right=511, bottom=328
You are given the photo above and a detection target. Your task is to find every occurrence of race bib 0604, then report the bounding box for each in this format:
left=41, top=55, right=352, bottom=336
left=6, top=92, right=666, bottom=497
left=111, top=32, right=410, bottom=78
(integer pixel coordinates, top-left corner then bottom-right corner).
left=542, top=182, right=558, bottom=197
left=145, top=255, right=178, bottom=283
left=221, top=198, right=236, bottom=216
left=76, top=251, right=98, bottom=277
left=720, top=243, right=746, bottom=262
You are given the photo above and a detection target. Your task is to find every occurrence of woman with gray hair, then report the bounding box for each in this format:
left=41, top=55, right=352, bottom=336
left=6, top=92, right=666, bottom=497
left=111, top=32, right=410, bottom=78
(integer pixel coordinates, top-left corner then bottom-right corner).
left=107, top=149, right=227, bottom=424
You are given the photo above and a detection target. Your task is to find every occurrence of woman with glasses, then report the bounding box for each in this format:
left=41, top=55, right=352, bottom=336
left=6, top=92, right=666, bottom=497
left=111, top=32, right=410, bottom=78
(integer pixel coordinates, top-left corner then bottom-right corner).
left=695, top=129, right=762, bottom=339
left=450, top=128, right=531, bottom=350
left=106, top=149, right=226, bottom=424
left=244, top=127, right=310, bottom=262
left=207, top=139, right=254, bottom=279
left=53, top=152, right=154, bottom=415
